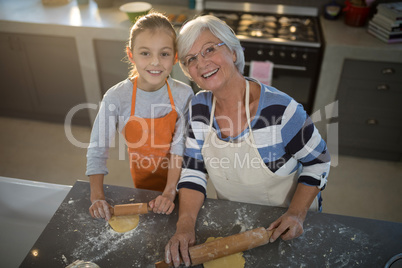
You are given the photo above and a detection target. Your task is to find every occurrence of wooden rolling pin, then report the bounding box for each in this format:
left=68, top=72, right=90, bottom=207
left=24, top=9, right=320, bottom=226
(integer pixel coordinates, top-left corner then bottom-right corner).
left=155, top=227, right=275, bottom=268
left=110, top=203, right=152, bottom=216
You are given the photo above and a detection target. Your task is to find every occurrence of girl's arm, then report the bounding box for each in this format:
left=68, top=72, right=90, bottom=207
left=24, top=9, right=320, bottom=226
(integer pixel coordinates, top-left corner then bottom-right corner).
left=89, top=174, right=112, bottom=221
left=87, top=90, right=122, bottom=221
left=164, top=154, right=183, bottom=199
left=149, top=154, right=183, bottom=214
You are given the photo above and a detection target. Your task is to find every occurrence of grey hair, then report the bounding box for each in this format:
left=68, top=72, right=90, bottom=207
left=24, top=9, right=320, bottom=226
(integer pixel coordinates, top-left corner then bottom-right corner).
left=177, top=15, right=245, bottom=79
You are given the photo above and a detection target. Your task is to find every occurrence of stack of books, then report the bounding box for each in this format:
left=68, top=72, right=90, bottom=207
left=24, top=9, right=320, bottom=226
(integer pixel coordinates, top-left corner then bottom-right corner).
left=368, top=2, right=402, bottom=44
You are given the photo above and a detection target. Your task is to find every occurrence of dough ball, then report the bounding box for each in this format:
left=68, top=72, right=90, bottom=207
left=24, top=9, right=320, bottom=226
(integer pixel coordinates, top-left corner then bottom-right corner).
left=108, top=215, right=140, bottom=233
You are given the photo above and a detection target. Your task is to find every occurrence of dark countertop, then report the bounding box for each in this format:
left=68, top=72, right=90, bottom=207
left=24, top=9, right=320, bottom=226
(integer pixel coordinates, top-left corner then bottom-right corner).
left=20, top=181, right=402, bottom=267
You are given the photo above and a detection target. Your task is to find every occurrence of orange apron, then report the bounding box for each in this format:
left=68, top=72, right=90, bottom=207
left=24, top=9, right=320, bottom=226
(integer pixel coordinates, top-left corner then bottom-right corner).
left=124, top=77, right=177, bottom=192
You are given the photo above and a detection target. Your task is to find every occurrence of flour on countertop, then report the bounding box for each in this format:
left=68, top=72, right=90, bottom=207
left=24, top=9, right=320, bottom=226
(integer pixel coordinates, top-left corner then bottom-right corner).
left=62, top=254, right=68, bottom=265
left=59, top=195, right=170, bottom=267
left=71, top=220, right=139, bottom=262
left=274, top=221, right=378, bottom=268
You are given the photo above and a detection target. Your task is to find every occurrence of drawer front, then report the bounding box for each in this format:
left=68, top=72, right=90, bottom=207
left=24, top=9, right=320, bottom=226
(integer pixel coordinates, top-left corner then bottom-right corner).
left=339, top=109, right=402, bottom=129
left=341, top=59, right=402, bottom=82
left=338, top=78, right=402, bottom=116
left=339, top=123, right=402, bottom=151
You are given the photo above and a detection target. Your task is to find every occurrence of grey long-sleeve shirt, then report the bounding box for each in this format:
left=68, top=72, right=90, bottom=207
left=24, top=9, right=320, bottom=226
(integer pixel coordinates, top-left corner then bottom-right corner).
left=86, top=77, right=194, bottom=176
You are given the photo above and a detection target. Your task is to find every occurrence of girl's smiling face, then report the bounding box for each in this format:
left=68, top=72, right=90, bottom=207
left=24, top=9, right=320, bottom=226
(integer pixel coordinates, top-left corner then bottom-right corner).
left=127, top=29, right=176, bottom=91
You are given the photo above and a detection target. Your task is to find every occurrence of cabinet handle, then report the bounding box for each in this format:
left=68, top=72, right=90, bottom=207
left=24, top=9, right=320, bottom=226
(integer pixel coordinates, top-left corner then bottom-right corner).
left=366, top=119, right=378, bottom=125
left=382, top=68, right=395, bottom=75
left=377, top=84, right=389, bottom=91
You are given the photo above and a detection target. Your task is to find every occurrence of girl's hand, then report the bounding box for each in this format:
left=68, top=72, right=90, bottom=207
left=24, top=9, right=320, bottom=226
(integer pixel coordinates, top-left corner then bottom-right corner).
left=165, top=222, right=196, bottom=267
left=267, top=210, right=305, bottom=242
left=149, top=193, right=175, bottom=215
left=89, top=199, right=112, bottom=221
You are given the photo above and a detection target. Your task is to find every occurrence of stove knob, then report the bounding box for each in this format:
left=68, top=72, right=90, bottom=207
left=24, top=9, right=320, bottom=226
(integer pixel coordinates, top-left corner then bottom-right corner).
left=280, top=51, right=286, bottom=58
left=257, top=49, right=263, bottom=55
left=302, top=53, right=308, bottom=60
left=291, top=52, right=297, bottom=59
left=268, top=50, right=274, bottom=57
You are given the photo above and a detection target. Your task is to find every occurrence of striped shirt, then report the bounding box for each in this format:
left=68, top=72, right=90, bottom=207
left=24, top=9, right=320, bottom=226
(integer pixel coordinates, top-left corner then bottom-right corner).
left=178, top=78, right=330, bottom=200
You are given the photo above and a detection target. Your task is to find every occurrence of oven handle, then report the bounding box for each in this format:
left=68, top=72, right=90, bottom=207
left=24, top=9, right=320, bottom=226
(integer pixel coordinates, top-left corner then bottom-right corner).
left=245, top=62, right=307, bottom=71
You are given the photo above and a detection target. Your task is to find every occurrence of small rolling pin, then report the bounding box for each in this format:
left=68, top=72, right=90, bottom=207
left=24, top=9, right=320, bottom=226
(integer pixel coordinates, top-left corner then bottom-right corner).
left=110, top=203, right=152, bottom=216
left=155, top=227, right=275, bottom=268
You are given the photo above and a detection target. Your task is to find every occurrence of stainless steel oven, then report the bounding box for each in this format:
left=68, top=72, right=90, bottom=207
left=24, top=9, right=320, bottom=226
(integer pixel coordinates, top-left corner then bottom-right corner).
left=204, top=2, right=324, bottom=114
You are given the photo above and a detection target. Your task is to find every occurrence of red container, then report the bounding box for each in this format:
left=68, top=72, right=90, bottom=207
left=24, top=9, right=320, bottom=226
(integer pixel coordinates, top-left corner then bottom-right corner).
left=343, top=0, right=371, bottom=27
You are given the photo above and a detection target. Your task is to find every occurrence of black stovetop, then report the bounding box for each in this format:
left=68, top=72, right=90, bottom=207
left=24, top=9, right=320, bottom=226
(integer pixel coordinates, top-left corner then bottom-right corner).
left=205, top=10, right=320, bottom=46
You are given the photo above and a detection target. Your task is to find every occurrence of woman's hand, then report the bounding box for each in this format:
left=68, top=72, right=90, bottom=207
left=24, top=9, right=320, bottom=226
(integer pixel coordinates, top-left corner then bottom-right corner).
left=267, top=210, right=305, bottom=242
left=149, top=192, right=176, bottom=215
left=89, top=199, right=112, bottom=221
left=165, top=220, right=196, bottom=267
left=268, top=183, right=319, bottom=242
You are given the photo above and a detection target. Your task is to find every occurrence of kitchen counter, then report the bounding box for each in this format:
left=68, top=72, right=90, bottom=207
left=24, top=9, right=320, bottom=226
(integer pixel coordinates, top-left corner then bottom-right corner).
left=20, top=180, right=402, bottom=267
left=0, top=177, right=72, bottom=268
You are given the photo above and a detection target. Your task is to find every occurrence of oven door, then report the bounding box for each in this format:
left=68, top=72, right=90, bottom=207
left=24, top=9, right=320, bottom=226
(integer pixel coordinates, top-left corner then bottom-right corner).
left=242, top=42, right=321, bottom=114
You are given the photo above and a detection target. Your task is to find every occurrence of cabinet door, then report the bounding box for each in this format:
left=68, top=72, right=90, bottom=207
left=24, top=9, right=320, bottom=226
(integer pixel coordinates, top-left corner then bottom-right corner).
left=94, top=39, right=128, bottom=95
left=18, top=34, right=89, bottom=125
left=337, top=59, right=402, bottom=160
left=0, top=33, right=35, bottom=114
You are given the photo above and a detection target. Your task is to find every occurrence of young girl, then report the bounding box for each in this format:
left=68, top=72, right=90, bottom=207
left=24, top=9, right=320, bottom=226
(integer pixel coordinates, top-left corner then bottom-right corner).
left=86, top=12, right=194, bottom=221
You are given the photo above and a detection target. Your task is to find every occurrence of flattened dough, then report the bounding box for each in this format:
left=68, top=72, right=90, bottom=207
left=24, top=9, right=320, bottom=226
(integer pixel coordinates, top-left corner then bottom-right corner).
left=108, top=215, right=140, bottom=233
left=203, top=237, right=245, bottom=268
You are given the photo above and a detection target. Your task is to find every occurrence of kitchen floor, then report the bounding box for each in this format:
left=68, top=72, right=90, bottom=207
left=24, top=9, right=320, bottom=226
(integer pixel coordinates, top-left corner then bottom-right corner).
left=1, top=116, right=401, bottom=223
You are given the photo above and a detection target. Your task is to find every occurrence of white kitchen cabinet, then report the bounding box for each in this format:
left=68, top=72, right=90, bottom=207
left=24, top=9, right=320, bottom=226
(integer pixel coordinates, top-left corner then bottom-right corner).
left=0, top=33, right=90, bottom=125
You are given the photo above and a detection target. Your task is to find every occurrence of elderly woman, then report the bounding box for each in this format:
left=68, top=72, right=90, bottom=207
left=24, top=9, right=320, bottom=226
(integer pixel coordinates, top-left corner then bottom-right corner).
left=165, top=15, right=330, bottom=267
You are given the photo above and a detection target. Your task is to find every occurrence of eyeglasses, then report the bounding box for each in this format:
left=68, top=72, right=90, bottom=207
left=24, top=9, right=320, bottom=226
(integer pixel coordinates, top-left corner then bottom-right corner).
left=182, top=42, right=226, bottom=68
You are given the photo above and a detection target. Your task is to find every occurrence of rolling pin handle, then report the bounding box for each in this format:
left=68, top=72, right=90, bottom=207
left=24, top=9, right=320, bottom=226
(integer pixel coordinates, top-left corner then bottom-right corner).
left=155, top=227, right=277, bottom=267
left=113, top=203, right=150, bottom=216
left=154, top=260, right=170, bottom=268
left=267, top=228, right=276, bottom=241
left=154, top=256, right=184, bottom=268
left=147, top=204, right=153, bottom=212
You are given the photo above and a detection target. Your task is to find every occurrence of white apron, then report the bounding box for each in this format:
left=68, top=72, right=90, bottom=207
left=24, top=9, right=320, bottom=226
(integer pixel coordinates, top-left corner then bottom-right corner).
left=201, top=80, right=318, bottom=211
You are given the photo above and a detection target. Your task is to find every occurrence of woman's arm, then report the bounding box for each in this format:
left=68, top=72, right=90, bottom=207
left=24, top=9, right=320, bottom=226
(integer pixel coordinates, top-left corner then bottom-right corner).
left=165, top=188, right=204, bottom=267
left=267, top=183, right=320, bottom=241
left=268, top=100, right=330, bottom=240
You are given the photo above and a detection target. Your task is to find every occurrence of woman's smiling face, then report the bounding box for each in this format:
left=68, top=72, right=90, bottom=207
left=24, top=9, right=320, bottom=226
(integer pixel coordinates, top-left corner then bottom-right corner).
left=186, top=30, right=238, bottom=92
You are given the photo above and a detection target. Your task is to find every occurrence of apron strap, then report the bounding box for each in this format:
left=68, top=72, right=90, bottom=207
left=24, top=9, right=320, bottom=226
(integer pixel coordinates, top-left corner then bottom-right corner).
left=244, top=80, right=252, bottom=129
left=130, top=77, right=175, bottom=117
left=166, top=78, right=176, bottom=111
left=131, top=77, right=138, bottom=117
left=209, top=97, right=216, bottom=132
left=209, top=79, right=252, bottom=134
